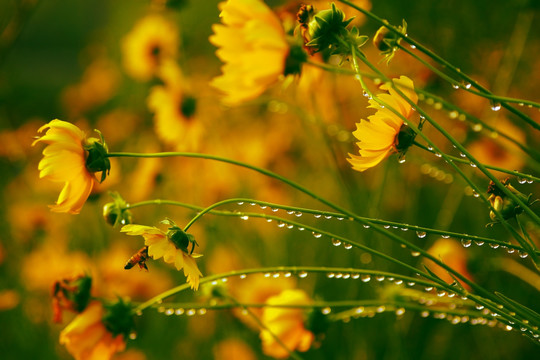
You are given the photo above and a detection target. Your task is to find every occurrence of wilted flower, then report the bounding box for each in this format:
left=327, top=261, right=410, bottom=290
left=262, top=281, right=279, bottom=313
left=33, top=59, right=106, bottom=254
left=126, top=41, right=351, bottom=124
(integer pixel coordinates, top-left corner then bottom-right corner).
left=59, top=300, right=131, bottom=360
left=33, top=119, right=110, bottom=214
left=121, top=219, right=203, bottom=290
left=260, top=289, right=315, bottom=358
left=121, top=14, right=179, bottom=81
left=52, top=274, right=93, bottom=323
left=209, top=0, right=302, bottom=105
left=348, top=76, right=417, bottom=172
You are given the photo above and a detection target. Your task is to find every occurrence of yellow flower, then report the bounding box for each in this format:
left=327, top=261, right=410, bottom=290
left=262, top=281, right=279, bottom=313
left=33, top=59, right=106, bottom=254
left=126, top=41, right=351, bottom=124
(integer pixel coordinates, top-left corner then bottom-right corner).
left=209, top=0, right=290, bottom=105
left=60, top=301, right=126, bottom=360
left=121, top=14, right=179, bottom=82
left=33, top=120, right=109, bottom=214
left=348, top=76, right=418, bottom=172
left=120, top=222, right=203, bottom=290
left=147, top=60, right=202, bottom=151
left=260, top=289, right=314, bottom=359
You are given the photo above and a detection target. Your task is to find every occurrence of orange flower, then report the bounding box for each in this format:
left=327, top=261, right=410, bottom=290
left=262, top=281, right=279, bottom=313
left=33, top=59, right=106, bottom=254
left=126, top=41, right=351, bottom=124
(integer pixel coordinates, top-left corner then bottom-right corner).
left=425, top=238, right=473, bottom=289
left=209, top=0, right=290, bottom=105
left=147, top=61, right=202, bottom=151
left=348, top=76, right=417, bottom=172
left=260, top=289, right=314, bottom=358
left=60, top=301, right=126, bottom=360
left=121, top=14, right=179, bottom=82
left=121, top=221, right=203, bottom=290
left=33, top=119, right=110, bottom=214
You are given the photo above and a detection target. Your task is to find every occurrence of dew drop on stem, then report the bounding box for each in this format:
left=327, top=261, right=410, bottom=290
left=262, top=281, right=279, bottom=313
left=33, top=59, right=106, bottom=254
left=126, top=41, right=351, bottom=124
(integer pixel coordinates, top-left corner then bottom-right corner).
left=461, top=239, right=472, bottom=247
left=416, top=231, right=427, bottom=238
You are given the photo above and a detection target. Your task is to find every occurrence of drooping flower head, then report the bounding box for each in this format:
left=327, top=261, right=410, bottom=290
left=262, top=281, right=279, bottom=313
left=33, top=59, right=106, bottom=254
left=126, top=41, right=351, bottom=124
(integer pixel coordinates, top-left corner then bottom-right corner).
left=209, top=0, right=304, bottom=105
left=121, top=219, right=203, bottom=290
left=260, top=289, right=315, bottom=358
left=33, top=119, right=110, bottom=214
left=121, top=14, right=179, bottom=82
left=348, top=76, right=418, bottom=172
left=60, top=300, right=133, bottom=360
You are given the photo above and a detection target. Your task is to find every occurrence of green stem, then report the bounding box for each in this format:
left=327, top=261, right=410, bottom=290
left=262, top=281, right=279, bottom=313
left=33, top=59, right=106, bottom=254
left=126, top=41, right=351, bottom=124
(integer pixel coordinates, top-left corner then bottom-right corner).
left=413, top=142, right=540, bottom=182
left=128, top=197, right=540, bottom=256
left=110, top=153, right=534, bottom=332
left=335, top=0, right=540, bottom=130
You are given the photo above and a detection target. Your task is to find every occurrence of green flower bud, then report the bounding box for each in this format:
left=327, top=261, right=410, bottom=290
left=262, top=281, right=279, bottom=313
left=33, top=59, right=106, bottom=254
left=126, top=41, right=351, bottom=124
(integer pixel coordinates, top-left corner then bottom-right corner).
left=487, top=178, right=534, bottom=221
left=103, top=192, right=133, bottom=227
left=373, top=20, right=407, bottom=64
left=84, top=130, right=110, bottom=183
left=102, top=298, right=135, bottom=338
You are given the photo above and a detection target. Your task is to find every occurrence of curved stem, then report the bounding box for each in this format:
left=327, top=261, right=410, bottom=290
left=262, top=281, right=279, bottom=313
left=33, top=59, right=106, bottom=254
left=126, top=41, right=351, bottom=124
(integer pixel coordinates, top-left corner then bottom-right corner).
left=128, top=198, right=538, bottom=254
left=413, top=142, right=540, bottom=182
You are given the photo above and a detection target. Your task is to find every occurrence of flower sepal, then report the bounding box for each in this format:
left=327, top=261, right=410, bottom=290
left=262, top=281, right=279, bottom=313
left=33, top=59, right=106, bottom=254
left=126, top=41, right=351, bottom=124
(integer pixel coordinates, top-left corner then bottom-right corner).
left=102, top=298, right=135, bottom=339
left=84, top=129, right=111, bottom=183
left=304, top=3, right=354, bottom=55
left=161, top=218, right=200, bottom=255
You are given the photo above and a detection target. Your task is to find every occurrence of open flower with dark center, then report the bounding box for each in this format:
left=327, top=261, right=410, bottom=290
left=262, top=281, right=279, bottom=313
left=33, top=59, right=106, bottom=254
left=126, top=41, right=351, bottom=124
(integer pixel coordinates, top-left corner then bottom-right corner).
left=348, top=76, right=417, bottom=172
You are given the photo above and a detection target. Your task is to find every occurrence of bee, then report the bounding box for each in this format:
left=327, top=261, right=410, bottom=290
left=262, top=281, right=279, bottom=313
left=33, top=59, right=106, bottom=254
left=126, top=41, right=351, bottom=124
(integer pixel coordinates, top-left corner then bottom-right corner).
left=124, top=246, right=150, bottom=271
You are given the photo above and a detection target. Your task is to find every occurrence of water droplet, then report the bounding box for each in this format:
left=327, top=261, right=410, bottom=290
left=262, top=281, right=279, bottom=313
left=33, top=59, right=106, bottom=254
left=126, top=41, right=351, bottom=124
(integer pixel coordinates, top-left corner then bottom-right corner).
left=527, top=179, right=534, bottom=184
left=472, top=123, right=483, bottom=132
left=322, top=307, right=331, bottom=315
left=407, top=281, right=415, bottom=287
left=239, top=274, right=247, bottom=279
left=363, top=224, right=370, bottom=229
left=284, top=272, right=292, bottom=277
left=129, top=331, right=137, bottom=340
left=411, top=251, right=421, bottom=257
left=237, top=202, right=244, bottom=205
left=286, top=210, right=294, bottom=215
left=398, top=156, right=406, bottom=164
left=434, top=152, right=442, bottom=158
left=335, top=273, right=343, bottom=279
left=295, top=212, right=303, bottom=217
left=383, top=225, right=391, bottom=229
left=518, top=177, right=527, bottom=184
left=410, top=44, right=416, bottom=49
left=459, top=152, right=467, bottom=158
left=361, top=274, right=371, bottom=282
left=475, top=304, right=484, bottom=310
left=427, top=145, right=434, bottom=151
left=437, top=290, right=447, bottom=297
left=271, top=208, right=279, bottom=212
left=507, top=248, right=515, bottom=254
left=286, top=224, right=294, bottom=229
left=336, top=217, right=344, bottom=221
left=449, top=111, right=459, bottom=119
left=396, top=308, right=406, bottom=316
left=186, top=309, right=196, bottom=316
left=313, top=214, right=322, bottom=218
left=343, top=243, right=353, bottom=250
left=464, top=82, right=472, bottom=89
left=165, top=308, right=174, bottom=315
left=264, top=273, right=271, bottom=278
left=259, top=205, right=267, bottom=210
left=312, top=232, right=322, bottom=238
left=474, top=240, right=484, bottom=246
left=489, top=243, right=500, bottom=249
left=351, top=273, right=360, bottom=279
left=472, top=191, right=480, bottom=198
left=461, top=239, right=472, bottom=248
left=198, top=308, right=207, bottom=315
left=518, top=251, right=529, bottom=259
left=401, top=227, right=409, bottom=231
left=240, top=215, right=249, bottom=220
left=491, top=102, right=501, bottom=111
left=425, top=286, right=434, bottom=292
left=272, top=273, right=280, bottom=278
left=362, top=90, right=369, bottom=97
left=395, top=279, right=403, bottom=285
left=324, top=215, right=332, bottom=219
left=376, top=306, right=386, bottom=313
left=327, top=272, right=335, bottom=278
left=298, top=271, right=308, bottom=278
left=421, top=311, right=430, bottom=318
left=470, top=162, right=477, bottom=168
left=298, top=227, right=305, bottom=231
left=375, top=275, right=385, bottom=281
left=416, top=231, right=427, bottom=238
left=452, top=83, right=459, bottom=90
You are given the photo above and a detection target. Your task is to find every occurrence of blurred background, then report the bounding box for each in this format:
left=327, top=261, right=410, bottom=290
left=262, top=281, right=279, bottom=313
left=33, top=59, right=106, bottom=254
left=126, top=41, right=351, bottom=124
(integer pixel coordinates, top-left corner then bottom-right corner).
left=0, top=0, right=539, bottom=359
